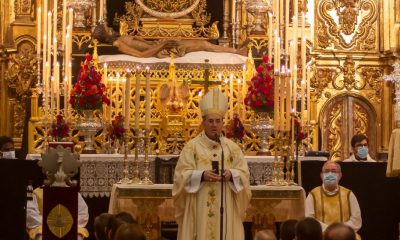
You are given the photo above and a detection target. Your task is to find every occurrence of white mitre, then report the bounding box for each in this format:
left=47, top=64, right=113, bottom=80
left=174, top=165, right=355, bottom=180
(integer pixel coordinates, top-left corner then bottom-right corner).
left=199, top=87, right=228, bottom=117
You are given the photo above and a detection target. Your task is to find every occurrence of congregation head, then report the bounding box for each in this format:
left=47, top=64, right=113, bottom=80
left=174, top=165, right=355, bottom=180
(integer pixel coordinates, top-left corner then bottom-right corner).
left=295, top=217, right=322, bottom=240
left=113, top=223, right=145, bottom=240
left=94, top=213, right=112, bottom=240
left=254, top=229, right=277, bottom=240
left=324, top=222, right=356, bottom=240
left=279, top=219, right=298, bottom=240
left=107, top=212, right=138, bottom=240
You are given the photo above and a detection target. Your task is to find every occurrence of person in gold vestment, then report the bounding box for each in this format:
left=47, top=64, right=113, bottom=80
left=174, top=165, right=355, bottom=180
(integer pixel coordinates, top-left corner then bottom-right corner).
left=305, top=161, right=362, bottom=238
left=172, top=88, right=251, bottom=240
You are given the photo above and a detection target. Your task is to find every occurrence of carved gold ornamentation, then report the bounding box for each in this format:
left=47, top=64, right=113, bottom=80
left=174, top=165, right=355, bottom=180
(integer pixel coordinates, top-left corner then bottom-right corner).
left=327, top=102, right=343, bottom=161
left=311, top=67, right=338, bottom=98
left=114, top=0, right=217, bottom=39
left=136, top=0, right=200, bottom=18
left=316, top=0, right=378, bottom=51
left=353, top=102, right=368, bottom=135
left=5, top=40, right=37, bottom=138
left=72, top=32, right=92, bottom=51
left=333, top=55, right=365, bottom=90
left=358, top=66, right=383, bottom=101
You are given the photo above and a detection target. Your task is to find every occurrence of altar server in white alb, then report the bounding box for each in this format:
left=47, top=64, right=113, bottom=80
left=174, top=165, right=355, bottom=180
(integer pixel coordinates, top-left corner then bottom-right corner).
left=173, top=87, right=251, bottom=240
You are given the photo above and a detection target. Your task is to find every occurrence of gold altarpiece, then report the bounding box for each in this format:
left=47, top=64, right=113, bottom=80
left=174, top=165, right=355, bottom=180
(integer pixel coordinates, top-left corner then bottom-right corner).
left=0, top=0, right=399, bottom=159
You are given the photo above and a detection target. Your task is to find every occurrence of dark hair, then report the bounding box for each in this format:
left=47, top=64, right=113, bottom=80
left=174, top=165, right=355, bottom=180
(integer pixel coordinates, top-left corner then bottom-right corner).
left=295, top=217, right=323, bottom=240
left=107, top=212, right=137, bottom=240
left=113, top=223, right=145, bottom=240
left=94, top=213, right=112, bottom=240
left=324, top=223, right=356, bottom=240
left=350, top=134, right=368, bottom=148
left=0, top=136, right=13, bottom=150
left=280, top=219, right=298, bottom=240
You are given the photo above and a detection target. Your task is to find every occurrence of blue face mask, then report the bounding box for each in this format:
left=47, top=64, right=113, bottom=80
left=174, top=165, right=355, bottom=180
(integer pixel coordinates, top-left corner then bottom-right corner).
left=356, top=146, right=368, bottom=159
left=323, top=172, right=338, bottom=185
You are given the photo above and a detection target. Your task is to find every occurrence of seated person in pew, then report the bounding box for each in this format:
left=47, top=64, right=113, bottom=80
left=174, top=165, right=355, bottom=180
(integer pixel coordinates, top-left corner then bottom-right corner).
left=343, top=134, right=375, bottom=162
left=26, top=187, right=89, bottom=240
left=295, top=217, right=323, bottom=240
left=0, top=135, right=16, bottom=159
left=92, top=23, right=248, bottom=58
left=305, top=161, right=362, bottom=239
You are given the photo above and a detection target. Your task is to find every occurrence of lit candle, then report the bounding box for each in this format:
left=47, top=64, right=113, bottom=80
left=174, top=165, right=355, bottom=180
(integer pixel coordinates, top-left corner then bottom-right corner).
left=280, top=67, right=285, bottom=131
left=99, top=0, right=104, bottom=21
left=55, top=62, right=60, bottom=114
left=285, top=68, right=291, bottom=131
left=293, top=64, right=297, bottom=112
left=68, top=8, right=74, bottom=32
left=122, top=76, right=126, bottom=117
left=62, top=0, right=66, bottom=49
left=108, top=76, right=113, bottom=123
left=224, top=78, right=229, bottom=124
left=53, top=0, right=58, bottom=69
left=47, top=11, right=52, bottom=85
left=37, top=8, right=41, bottom=59
left=274, top=71, right=279, bottom=130
left=300, top=78, right=305, bottom=125
left=306, top=66, right=311, bottom=124
left=268, top=13, right=273, bottom=61
left=125, top=69, right=131, bottom=131
left=237, top=78, right=241, bottom=116
left=135, top=66, right=141, bottom=130
left=115, top=72, right=120, bottom=114
left=285, top=0, right=289, bottom=55
left=242, top=65, right=247, bottom=118
left=51, top=76, right=55, bottom=113
left=229, top=73, right=234, bottom=120
left=145, top=66, right=151, bottom=130
left=64, top=76, right=68, bottom=116
left=44, top=61, right=49, bottom=117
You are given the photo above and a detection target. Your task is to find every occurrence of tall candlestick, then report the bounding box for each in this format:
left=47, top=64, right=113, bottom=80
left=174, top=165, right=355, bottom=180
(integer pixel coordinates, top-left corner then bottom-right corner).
left=99, top=0, right=104, bottom=20
left=37, top=8, right=41, bottom=59
left=229, top=73, right=234, bottom=120
left=280, top=67, right=285, bottom=131
left=115, top=72, right=120, bottom=114
left=274, top=72, right=279, bottom=130
left=122, top=77, right=126, bottom=117
left=145, top=66, right=151, bottom=130
left=125, top=69, right=131, bottom=131
left=285, top=70, right=291, bottom=131
left=135, top=66, right=141, bottom=130
left=44, top=61, right=49, bottom=117
left=285, top=0, right=289, bottom=55
left=55, top=62, right=60, bottom=114
left=51, top=76, right=55, bottom=113
left=68, top=8, right=74, bottom=32
left=306, top=66, right=311, bottom=123
left=237, top=78, right=241, bottom=116
left=242, top=65, right=247, bottom=118
left=62, top=0, right=66, bottom=49
left=64, top=76, right=68, bottom=116
left=268, top=13, right=273, bottom=61
left=53, top=0, right=58, bottom=65
left=224, top=78, right=229, bottom=124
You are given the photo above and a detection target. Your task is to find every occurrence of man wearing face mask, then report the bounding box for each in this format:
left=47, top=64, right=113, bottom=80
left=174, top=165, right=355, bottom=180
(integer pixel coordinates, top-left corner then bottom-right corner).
left=343, top=134, right=376, bottom=162
left=0, top=136, right=16, bottom=159
left=305, top=161, right=362, bottom=236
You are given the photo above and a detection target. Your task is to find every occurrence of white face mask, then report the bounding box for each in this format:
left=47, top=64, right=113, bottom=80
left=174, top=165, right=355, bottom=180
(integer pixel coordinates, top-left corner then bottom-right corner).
left=2, top=150, right=15, bottom=159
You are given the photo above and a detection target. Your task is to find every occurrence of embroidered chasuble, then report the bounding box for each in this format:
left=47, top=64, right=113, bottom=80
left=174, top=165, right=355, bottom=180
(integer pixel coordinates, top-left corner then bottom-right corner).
left=173, top=132, right=251, bottom=240
left=310, top=186, right=351, bottom=224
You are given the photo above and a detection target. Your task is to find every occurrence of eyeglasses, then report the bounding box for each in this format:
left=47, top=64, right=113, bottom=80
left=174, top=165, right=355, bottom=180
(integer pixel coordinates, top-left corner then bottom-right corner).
left=355, top=143, right=368, bottom=147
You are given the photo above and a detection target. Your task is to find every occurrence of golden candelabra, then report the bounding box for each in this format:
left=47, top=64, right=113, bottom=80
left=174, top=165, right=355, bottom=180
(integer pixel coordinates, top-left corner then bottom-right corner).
left=130, top=129, right=142, bottom=184
left=141, top=129, right=153, bottom=185
left=119, top=140, right=130, bottom=184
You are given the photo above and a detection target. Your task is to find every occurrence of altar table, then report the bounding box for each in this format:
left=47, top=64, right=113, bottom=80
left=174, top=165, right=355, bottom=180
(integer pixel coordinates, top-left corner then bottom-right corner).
left=108, top=184, right=305, bottom=240
left=26, top=154, right=325, bottom=198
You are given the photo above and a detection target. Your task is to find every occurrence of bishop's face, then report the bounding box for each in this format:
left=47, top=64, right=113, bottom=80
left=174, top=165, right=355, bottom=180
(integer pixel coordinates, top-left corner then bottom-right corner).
left=202, top=113, right=224, bottom=141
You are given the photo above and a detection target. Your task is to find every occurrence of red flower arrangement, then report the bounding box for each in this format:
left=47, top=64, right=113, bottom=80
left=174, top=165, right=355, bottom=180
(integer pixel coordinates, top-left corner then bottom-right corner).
left=49, top=115, right=70, bottom=141
left=107, top=114, right=126, bottom=141
left=291, top=116, right=305, bottom=144
left=244, top=56, right=274, bottom=113
left=226, top=113, right=245, bottom=140
left=69, top=54, right=110, bottom=110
